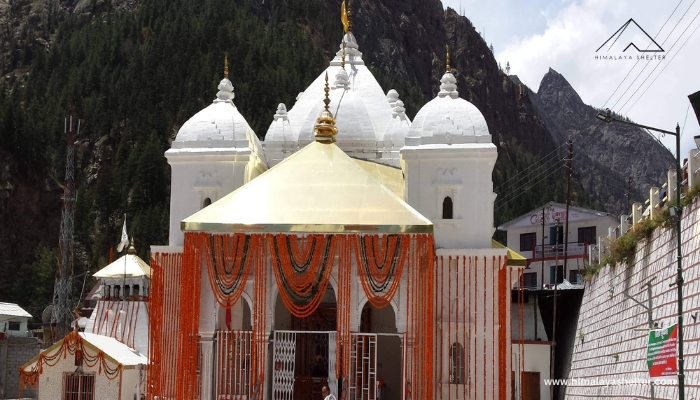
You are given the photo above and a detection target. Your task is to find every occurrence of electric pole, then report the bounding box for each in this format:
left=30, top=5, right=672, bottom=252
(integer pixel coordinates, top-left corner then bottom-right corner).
left=563, top=140, right=573, bottom=281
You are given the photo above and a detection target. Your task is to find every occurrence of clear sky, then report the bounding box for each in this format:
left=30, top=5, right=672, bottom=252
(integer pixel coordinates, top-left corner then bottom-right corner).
left=441, top=0, right=700, bottom=158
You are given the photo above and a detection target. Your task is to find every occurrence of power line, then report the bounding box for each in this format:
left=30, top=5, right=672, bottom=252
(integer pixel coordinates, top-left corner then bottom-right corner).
left=603, top=0, right=686, bottom=108
left=494, top=141, right=567, bottom=191
left=610, top=0, right=696, bottom=110
left=612, top=1, right=700, bottom=112
left=682, top=103, right=692, bottom=138
left=621, top=18, right=700, bottom=115
left=495, top=160, right=566, bottom=202
left=495, top=162, right=566, bottom=211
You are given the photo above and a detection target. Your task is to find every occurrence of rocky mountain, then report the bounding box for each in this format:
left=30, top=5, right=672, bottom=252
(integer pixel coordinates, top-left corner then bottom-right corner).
left=524, top=68, right=676, bottom=214
left=0, top=0, right=668, bottom=314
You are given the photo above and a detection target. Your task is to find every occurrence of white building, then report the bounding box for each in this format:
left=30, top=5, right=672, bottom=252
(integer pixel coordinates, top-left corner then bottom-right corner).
left=84, top=241, right=151, bottom=357
left=0, top=302, right=31, bottom=339
left=499, top=202, right=619, bottom=288
left=20, top=331, right=147, bottom=400
left=149, top=16, right=520, bottom=400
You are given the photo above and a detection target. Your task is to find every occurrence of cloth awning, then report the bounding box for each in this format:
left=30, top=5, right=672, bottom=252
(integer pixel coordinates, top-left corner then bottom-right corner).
left=492, top=239, right=527, bottom=267
left=182, top=141, right=432, bottom=233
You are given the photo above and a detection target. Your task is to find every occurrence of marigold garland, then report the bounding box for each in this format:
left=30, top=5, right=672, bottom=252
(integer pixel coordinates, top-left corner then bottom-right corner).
left=18, top=330, right=123, bottom=399
left=354, top=234, right=410, bottom=309
left=270, top=234, right=338, bottom=318
left=204, top=233, right=254, bottom=309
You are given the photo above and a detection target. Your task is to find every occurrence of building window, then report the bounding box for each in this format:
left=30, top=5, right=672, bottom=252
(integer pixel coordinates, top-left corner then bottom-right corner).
left=203, top=197, right=212, bottom=208
left=519, top=232, right=537, bottom=251
left=578, top=226, right=596, bottom=245
left=522, top=272, right=538, bottom=288
left=133, top=284, right=140, bottom=297
left=569, top=270, right=581, bottom=284
left=63, top=372, right=95, bottom=400
left=549, top=226, right=564, bottom=245
left=442, top=197, right=453, bottom=219
left=449, top=342, right=466, bottom=384
left=550, top=265, right=564, bottom=285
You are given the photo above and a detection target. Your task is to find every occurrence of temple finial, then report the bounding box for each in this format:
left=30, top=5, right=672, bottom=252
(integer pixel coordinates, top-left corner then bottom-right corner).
left=314, top=73, right=338, bottom=143
left=346, top=0, right=353, bottom=33
left=224, top=51, right=229, bottom=78
left=446, top=44, right=451, bottom=73
left=323, top=72, right=331, bottom=111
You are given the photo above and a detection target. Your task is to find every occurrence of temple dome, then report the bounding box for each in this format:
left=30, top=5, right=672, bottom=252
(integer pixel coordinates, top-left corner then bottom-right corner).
left=172, top=77, right=260, bottom=150
left=407, top=71, right=490, bottom=145
left=267, top=34, right=397, bottom=147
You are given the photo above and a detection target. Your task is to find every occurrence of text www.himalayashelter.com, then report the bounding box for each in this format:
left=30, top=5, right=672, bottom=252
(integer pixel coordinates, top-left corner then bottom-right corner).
left=544, top=378, right=677, bottom=386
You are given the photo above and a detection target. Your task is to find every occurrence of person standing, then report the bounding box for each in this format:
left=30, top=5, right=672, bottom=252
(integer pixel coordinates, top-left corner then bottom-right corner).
left=321, top=386, right=337, bottom=400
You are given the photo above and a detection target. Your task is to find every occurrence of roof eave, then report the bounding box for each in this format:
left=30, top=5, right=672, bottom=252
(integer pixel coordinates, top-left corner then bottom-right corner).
left=181, top=221, right=433, bottom=234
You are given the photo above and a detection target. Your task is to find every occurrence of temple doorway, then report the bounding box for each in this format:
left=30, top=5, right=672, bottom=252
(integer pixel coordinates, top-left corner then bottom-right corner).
left=360, top=302, right=402, bottom=400
left=272, top=286, right=340, bottom=400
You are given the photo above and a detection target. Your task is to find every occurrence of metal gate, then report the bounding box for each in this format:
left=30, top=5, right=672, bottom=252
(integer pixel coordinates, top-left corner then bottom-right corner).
left=215, top=330, right=252, bottom=399
left=272, top=331, right=297, bottom=400
left=349, top=333, right=377, bottom=400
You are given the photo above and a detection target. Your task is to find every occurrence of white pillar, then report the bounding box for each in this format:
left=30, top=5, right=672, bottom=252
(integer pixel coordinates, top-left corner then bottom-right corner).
left=632, top=202, right=642, bottom=224
left=199, top=338, right=215, bottom=400
left=689, top=149, right=700, bottom=189
left=620, top=215, right=630, bottom=235
left=667, top=168, right=677, bottom=203
left=649, top=187, right=660, bottom=219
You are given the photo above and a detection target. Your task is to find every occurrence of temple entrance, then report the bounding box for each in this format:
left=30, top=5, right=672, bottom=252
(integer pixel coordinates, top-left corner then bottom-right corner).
left=272, top=286, right=339, bottom=400
left=360, top=303, right=402, bottom=400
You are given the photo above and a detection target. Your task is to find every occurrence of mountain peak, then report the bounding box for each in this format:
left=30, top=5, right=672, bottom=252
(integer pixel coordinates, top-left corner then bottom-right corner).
left=537, top=67, right=585, bottom=113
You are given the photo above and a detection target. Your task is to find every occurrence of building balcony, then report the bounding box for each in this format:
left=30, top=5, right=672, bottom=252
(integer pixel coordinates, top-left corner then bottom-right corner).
left=532, top=243, right=588, bottom=260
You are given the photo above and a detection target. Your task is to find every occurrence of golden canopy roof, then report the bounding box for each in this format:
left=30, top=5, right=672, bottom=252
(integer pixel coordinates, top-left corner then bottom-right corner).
left=181, top=141, right=432, bottom=233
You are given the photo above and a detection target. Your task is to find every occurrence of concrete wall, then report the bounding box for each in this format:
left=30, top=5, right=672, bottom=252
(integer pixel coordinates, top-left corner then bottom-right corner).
left=512, top=343, right=552, bottom=400
left=0, top=336, right=40, bottom=399
left=566, top=199, right=700, bottom=399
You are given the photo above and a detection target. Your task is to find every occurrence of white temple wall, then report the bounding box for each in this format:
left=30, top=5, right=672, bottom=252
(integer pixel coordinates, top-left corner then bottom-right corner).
left=400, top=144, right=497, bottom=249
left=165, top=151, right=251, bottom=246
left=435, top=248, right=511, bottom=400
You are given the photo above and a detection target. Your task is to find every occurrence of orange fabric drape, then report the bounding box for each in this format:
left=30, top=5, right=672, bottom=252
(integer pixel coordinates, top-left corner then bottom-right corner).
left=251, top=235, right=268, bottom=399
left=148, top=251, right=182, bottom=399
left=354, top=234, right=410, bottom=309
left=175, top=232, right=204, bottom=400
left=404, top=234, right=435, bottom=400
left=203, top=233, right=254, bottom=309
left=270, top=234, right=338, bottom=318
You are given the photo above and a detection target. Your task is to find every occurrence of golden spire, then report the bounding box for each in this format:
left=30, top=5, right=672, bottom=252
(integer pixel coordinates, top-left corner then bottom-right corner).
left=128, top=237, right=136, bottom=255
left=341, top=0, right=349, bottom=33
left=446, top=44, right=451, bottom=73
left=314, top=72, right=338, bottom=143
left=224, top=51, right=229, bottom=78
left=341, top=0, right=353, bottom=34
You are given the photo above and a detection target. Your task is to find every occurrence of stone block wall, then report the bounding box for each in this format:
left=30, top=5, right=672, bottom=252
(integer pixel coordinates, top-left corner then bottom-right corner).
left=566, top=199, right=700, bottom=399
left=0, top=336, right=41, bottom=399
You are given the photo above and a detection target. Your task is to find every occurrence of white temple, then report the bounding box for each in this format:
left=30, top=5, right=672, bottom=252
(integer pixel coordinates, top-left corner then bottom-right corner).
left=151, top=16, right=519, bottom=400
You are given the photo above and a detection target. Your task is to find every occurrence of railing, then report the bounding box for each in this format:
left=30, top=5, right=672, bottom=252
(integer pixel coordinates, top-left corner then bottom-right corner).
left=533, top=243, right=587, bottom=259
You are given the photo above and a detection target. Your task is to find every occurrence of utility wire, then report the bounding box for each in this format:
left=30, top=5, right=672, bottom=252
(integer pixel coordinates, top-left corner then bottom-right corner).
left=494, top=141, right=567, bottom=191
left=603, top=0, right=686, bottom=108
left=496, top=160, right=566, bottom=201
left=615, top=3, right=699, bottom=112
left=622, top=19, right=700, bottom=115
left=496, top=162, right=566, bottom=210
